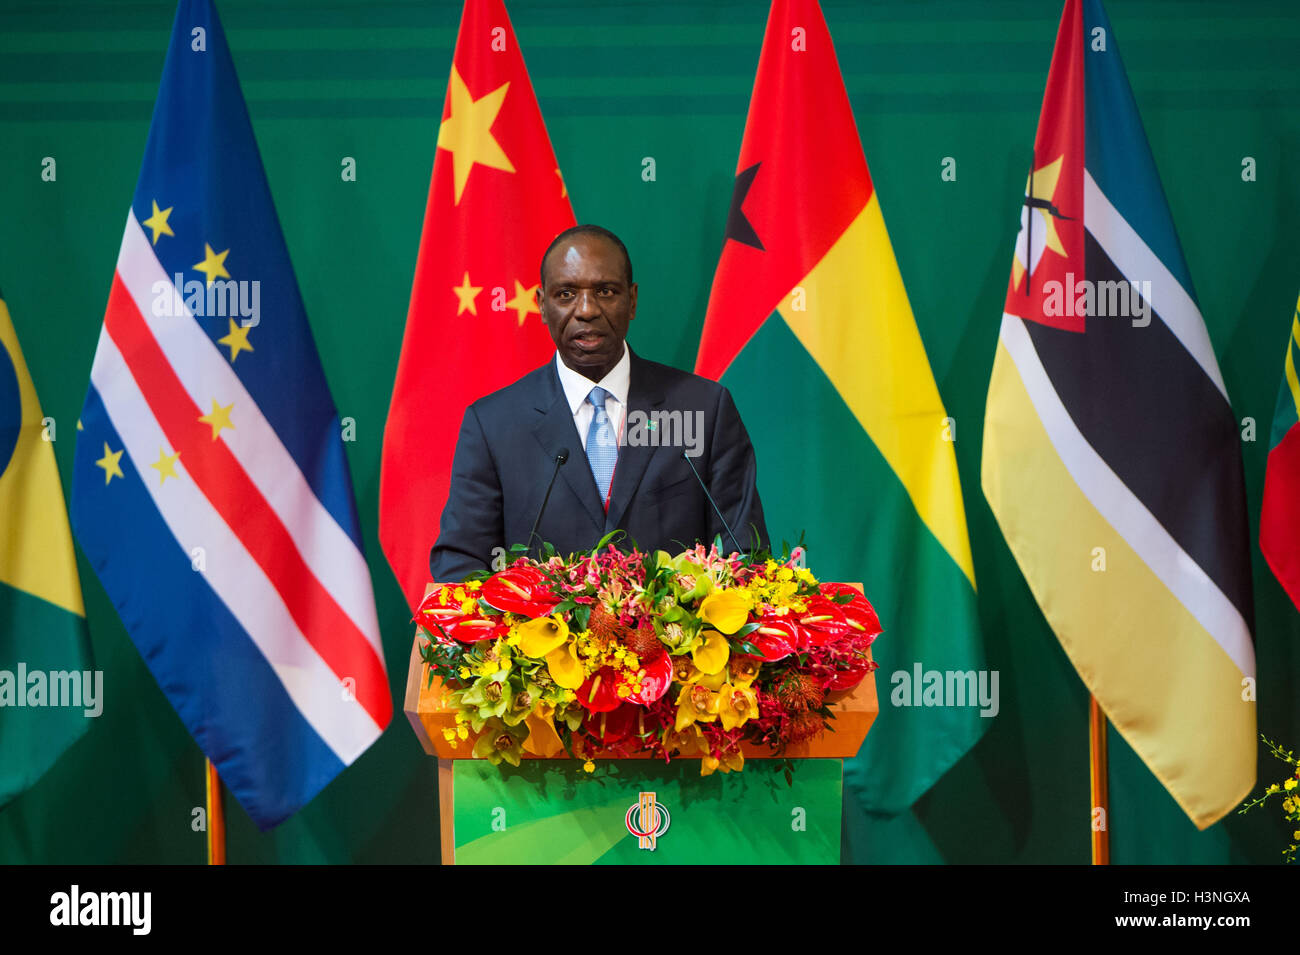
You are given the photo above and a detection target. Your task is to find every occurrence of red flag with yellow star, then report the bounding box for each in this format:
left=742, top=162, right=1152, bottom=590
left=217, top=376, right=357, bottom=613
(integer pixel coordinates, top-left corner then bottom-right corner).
left=380, top=0, right=574, bottom=609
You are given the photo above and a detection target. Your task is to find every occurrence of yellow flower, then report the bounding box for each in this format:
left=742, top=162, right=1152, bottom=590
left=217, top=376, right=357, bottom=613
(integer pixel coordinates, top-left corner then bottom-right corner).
left=458, top=666, right=471, bottom=679
left=545, top=640, right=586, bottom=689
left=583, top=760, right=596, bottom=773
left=699, top=589, right=750, bottom=635
left=692, top=630, right=730, bottom=675
left=517, top=615, right=570, bottom=658
left=1286, top=778, right=1298, bottom=791
left=719, top=682, right=758, bottom=731
left=663, top=724, right=705, bottom=756
left=729, top=655, right=761, bottom=686
left=521, top=704, right=564, bottom=757
left=700, top=748, right=744, bottom=776
left=675, top=684, right=720, bottom=731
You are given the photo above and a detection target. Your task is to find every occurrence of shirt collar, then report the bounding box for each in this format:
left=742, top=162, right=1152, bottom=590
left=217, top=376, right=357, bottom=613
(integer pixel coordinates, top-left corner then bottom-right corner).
left=555, top=341, right=630, bottom=414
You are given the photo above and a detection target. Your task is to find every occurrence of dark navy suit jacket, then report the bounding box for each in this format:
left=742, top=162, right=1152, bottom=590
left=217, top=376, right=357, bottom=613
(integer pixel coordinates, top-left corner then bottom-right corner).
left=429, top=348, right=768, bottom=581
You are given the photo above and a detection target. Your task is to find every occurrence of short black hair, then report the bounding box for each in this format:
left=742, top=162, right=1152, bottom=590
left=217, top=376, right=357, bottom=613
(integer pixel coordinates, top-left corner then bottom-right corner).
left=539, top=224, right=633, bottom=288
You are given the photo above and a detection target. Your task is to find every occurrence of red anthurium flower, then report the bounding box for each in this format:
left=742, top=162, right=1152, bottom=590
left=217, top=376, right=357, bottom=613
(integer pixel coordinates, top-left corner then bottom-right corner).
left=589, top=702, right=643, bottom=744
left=577, top=667, right=623, bottom=712
left=441, top=618, right=509, bottom=644
left=748, top=614, right=802, bottom=661
left=823, top=654, right=873, bottom=692
left=480, top=565, right=560, bottom=617
left=415, top=588, right=505, bottom=644
left=797, top=596, right=850, bottom=646
left=622, top=650, right=674, bottom=705
left=819, top=584, right=883, bottom=642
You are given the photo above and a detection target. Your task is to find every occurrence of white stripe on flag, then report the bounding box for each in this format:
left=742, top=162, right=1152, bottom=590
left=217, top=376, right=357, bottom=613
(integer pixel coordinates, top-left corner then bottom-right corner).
left=1083, top=170, right=1228, bottom=401
left=999, top=311, right=1254, bottom=677
left=114, top=211, right=383, bottom=662
left=90, top=323, right=384, bottom=764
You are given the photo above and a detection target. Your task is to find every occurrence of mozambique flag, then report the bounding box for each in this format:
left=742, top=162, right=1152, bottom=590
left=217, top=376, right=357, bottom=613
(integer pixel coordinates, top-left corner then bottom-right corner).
left=0, top=291, right=92, bottom=807
left=380, top=0, right=575, bottom=609
left=696, top=0, right=987, bottom=813
left=981, top=0, right=1255, bottom=828
left=1261, top=291, right=1300, bottom=612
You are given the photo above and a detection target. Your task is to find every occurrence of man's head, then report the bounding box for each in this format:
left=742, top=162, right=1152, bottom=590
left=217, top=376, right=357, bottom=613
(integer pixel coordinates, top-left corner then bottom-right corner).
left=536, top=225, right=637, bottom=382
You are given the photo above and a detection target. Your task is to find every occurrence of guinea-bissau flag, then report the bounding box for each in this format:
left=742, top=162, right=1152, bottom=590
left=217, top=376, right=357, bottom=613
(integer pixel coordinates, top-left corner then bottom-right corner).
left=981, top=0, right=1255, bottom=828
left=0, top=290, right=92, bottom=807
left=695, top=0, right=987, bottom=814
left=1261, top=291, right=1300, bottom=613
left=380, top=0, right=575, bottom=608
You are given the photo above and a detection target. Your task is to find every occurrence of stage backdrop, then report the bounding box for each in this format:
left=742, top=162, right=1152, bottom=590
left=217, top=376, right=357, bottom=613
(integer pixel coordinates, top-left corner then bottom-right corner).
left=1, top=0, right=1297, bottom=863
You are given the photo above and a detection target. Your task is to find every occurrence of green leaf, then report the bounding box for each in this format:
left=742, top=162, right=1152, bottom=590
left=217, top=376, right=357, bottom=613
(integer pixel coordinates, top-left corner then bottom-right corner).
left=593, top=529, right=626, bottom=553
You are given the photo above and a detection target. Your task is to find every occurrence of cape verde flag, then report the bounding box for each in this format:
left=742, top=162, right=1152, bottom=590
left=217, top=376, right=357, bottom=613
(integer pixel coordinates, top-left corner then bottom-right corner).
left=981, top=0, right=1254, bottom=829
left=71, top=0, right=390, bottom=830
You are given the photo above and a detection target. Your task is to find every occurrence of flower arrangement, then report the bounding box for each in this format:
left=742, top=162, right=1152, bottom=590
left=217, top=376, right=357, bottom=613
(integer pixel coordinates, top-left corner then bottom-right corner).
left=415, top=537, right=882, bottom=776
left=1238, top=735, right=1300, bottom=862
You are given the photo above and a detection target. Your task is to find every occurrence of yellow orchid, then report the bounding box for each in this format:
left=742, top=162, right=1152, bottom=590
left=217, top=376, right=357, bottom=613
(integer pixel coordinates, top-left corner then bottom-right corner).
left=662, top=723, right=705, bottom=756
left=675, top=683, right=720, bottom=731
left=545, top=640, right=586, bottom=689
left=719, top=682, right=759, bottom=731
left=701, top=746, right=744, bottom=776
left=692, top=630, right=730, bottom=675
left=728, top=655, right=761, bottom=686
left=698, top=589, right=750, bottom=635
left=517, top=615, right=570, bottom=658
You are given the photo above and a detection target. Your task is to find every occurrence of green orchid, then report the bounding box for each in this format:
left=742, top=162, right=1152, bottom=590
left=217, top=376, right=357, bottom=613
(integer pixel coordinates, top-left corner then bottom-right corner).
left=472, top=718, right=528, bottom=766
left=502, top=680, right=542, bottom=727
left=457, top=670, right=512, bottom=722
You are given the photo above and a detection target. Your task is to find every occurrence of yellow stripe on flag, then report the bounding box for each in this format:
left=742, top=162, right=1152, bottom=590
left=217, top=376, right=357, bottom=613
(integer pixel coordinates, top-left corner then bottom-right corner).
left=0, top=298, right=85, bottom=616
left=982, top=340, right=1254, bottom=829
left=777, top=195, right=975, bottom=587
left=1286, top=308, right=1300, bottom=424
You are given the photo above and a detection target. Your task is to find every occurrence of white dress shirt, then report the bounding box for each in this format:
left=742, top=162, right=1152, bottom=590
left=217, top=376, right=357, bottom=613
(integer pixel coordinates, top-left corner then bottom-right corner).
left=554, top=343, right=630, bottom=452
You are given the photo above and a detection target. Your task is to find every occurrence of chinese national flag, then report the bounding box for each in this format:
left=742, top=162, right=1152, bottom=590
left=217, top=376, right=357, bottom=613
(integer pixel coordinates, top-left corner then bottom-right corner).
left=381, top=0, right=574, bottom=609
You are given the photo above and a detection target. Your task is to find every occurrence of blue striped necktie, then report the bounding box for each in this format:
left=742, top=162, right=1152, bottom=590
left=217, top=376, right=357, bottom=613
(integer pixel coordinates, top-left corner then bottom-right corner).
left=585, top=386, right=617, bottom=506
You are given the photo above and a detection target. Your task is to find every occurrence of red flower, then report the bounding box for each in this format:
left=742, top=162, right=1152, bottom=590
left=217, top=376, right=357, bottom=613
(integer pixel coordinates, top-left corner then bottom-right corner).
left=622, top=650, right=674, bottom=705
left=576, top=667, right=623, bottom=712
left=415, top=587, right=507, bottom=644
left=586, top=702, right=658, bottom=745
left=748, top=614, right=803, bottom=661
left=480, top=565, right=561, bottom=617
left=820, top=583, right=883, bottom=643
left=796, top=595, right=851, bottom=646
left=822, top=652, right=875, bottom=692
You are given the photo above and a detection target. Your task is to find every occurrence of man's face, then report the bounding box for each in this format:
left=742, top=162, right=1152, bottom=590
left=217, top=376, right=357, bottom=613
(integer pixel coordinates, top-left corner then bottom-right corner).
left=537, top=234, right=636, bottom=382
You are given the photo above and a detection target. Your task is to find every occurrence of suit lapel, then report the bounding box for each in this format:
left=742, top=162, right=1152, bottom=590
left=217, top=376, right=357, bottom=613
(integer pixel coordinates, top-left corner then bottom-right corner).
left=531, top=361, right=607, bottom=533
left=606, top=350, right=665, bottom=531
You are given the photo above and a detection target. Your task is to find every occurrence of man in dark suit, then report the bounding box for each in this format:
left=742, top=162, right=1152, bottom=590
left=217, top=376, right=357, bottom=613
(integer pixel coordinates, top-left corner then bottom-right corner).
left=429, top=225, right=767, bottom=582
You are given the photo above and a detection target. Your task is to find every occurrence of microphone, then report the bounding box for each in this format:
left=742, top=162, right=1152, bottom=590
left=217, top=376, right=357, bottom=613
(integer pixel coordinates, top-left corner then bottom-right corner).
left=528, top=448, right=569, bottom=554
left=682, top=450, right=746, bottom=556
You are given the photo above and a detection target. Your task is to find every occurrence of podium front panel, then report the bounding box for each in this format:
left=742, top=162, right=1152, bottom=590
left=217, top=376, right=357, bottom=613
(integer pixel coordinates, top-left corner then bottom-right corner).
left=445, top=758, right=843, bottom=864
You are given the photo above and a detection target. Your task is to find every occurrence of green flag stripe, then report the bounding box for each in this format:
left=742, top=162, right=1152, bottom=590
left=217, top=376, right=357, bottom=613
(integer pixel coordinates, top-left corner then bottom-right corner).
left=0, top=578, right=93, bottom=807
left=723, top=316, right=987, bottom=812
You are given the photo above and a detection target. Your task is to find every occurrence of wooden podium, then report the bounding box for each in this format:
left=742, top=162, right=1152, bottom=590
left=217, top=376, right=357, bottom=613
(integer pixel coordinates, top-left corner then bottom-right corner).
left=404, top=584, right=879, bottom=864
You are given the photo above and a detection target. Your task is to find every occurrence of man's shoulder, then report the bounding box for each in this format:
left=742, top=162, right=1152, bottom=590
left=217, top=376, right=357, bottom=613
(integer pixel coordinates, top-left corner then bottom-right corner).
left=633, top=352, right=729, bottom=401
left=467, top=358, right=558, bottom=418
